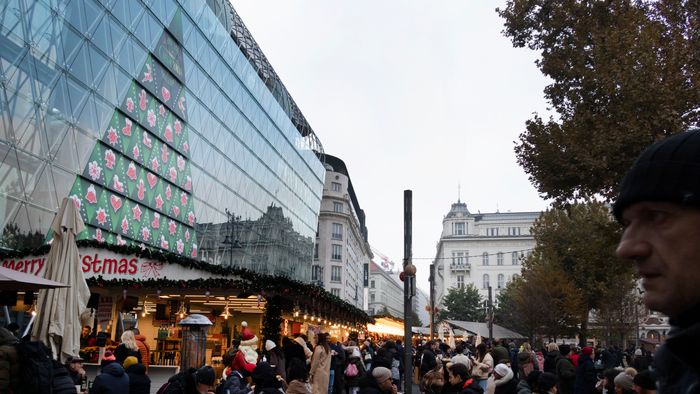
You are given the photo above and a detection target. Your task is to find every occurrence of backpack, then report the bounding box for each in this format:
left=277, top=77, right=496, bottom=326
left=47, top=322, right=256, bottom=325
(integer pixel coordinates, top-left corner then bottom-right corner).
left=344, top=363, right=358, bottom=377
left=15, top=341, right=53, bottom=394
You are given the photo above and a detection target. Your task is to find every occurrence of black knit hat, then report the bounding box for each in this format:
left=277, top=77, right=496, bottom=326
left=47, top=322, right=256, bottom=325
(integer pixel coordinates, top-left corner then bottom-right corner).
left=633, top=370, right=656, bottom=390
left=195, top=365, right=216, bottom=386
left=613, top=129, right=700, bottom=221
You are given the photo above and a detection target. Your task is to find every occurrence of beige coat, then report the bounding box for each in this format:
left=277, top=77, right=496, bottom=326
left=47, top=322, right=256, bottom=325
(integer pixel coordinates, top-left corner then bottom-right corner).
left=471, top=352, right=493, bottom=380
left=287, top=379, right=311, bottom=394
left=309, top=346, right=331, bottom=394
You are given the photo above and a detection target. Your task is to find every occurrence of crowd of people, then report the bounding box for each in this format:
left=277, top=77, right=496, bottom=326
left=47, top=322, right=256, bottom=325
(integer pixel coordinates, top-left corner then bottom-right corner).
left=413, top=338, right=656, bottom=394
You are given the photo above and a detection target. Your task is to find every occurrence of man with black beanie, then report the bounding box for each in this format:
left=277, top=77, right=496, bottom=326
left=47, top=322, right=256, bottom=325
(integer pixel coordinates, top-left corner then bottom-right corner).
left=614, top=128, right=700, bottom=392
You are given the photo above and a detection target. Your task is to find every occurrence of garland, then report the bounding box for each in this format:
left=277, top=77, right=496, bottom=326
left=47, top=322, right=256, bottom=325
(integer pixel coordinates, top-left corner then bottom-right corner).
left=2, top=240, right=373, bottom=324
left=262, top=295, right=286, bottom=345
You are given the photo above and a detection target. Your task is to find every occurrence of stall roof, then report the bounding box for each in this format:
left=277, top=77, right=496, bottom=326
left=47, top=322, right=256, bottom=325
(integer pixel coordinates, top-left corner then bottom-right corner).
left=445, top=320, right=526, bottom=339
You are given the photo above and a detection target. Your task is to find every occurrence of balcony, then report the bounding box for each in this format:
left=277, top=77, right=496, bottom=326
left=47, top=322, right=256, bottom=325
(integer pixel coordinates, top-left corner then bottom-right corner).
left=449, top=262, right=471, bottom=271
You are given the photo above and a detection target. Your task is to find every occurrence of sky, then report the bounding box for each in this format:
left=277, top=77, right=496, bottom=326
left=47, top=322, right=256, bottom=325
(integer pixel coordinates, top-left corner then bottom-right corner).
left=231, top=1, right=553, bottom=292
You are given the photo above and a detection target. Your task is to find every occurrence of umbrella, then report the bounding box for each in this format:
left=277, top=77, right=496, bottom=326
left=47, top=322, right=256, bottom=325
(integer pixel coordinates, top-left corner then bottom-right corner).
left=0, top=266, right=68, bottom=291
left=32, top=197, right=90, bottom=362
left=448, top=329, right=456, bottom=349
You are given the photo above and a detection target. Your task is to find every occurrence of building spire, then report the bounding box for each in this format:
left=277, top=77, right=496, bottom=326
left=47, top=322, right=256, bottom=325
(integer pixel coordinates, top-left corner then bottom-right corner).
left=457, top=183, right=461, bottom=203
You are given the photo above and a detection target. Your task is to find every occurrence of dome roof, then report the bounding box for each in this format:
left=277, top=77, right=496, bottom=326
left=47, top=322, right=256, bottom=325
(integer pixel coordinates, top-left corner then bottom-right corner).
left=445, top=201, right=470, bottom=218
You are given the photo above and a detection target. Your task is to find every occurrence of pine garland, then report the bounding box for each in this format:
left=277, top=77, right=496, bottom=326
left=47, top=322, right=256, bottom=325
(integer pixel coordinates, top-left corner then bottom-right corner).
left=1, top=240, right=373, bottom=324
left=262, top=295, right=286, bottom=344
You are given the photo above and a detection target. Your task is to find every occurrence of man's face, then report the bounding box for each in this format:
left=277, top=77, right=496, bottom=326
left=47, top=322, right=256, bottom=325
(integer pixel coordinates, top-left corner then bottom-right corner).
left=617, top=202, right=700, bottom=318
left=448, top=371, right=461, bottom=386
left=68, top=361, right=83, bottom=373
left=378, top=378, right=393, bottom=393
left=81, top=327, right=89, bottom=337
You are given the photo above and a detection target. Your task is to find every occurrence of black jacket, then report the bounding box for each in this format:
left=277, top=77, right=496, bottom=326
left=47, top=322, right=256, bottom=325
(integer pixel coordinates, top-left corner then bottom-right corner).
left=90, top=362, right=130, bottom=394
left=442, top=380, right=484, bottom=394
left=654, top=303, right=700, bottom=394
left=573, top=354, right=596, bottom=394
left=162, top=368, right=198, bottom=394
left=114, top=344, right=142, bottom=365
left=421, top=349, right=437, bottom=377
left=543, top=351, right=560, bottom=374
left=126, top=363, right=151, bottom=394
left=52, top=362, right=79, bottom=394
left=358, top=375, right=388, bottom=394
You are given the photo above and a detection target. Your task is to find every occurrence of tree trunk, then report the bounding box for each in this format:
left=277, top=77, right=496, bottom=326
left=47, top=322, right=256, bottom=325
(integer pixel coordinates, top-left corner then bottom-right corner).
left=579, top=309, right=590, bottom=347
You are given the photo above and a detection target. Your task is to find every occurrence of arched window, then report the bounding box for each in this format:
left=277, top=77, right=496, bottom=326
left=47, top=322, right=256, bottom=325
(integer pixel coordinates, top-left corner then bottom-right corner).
left=497, top=252, right=504, bottom=265
left=482, top=252, right=489, bottom=266
left=497, top=274, right=505, bottom=289
left=483, top=274, right=490, bottom=289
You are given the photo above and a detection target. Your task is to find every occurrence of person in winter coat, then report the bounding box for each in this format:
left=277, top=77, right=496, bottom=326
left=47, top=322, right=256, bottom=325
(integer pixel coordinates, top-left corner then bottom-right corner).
left=487, top=363, right=517, bottom=394
left=286, top=358, right=311, bottom=394
left=421, top=341, right=438, bottom=378
left=131, top=328, right=150, bottom=371
left=161, top=365, right=217, bottom=394
left=515, top=370, right=541, bottom=394
left=470, top=344, right=493, bottom=391
left=491, top=342, right=510, bottom=367
left=284, top=336, right=307, bottom=370
left=344, top=346, right=366, bottom=394
left=52, top=360, right=81, bottom=394
left=252, top=362, right=284, bottom=394
left=0, top=327, right=18, bottom=393
left=124, top=356, right=150, bottom=394
left=573, top=347, right=596, bottom=394
left=331, top=339, right=346, bottom=394
left=537, top=373, right=558, bottom=394
left=114, top=330, right=141, bottom=365
left=516, top=343, right=537, bottom=380
left=444, top=362, right=483, bottom=394
left=265, top=340, right=287, bottom=381
left=217, top=349, right=251, bottom=394
left=89, top=355, right=130, bottom=394
left=543, top=343, right=560, bottom=374
left=294, top=334, right=313, bottom=361
left=309, top=333, right=332, bottom=394
left=555, top=345, right=576, bottom=394
left=359, top=366, right=397, bottom=394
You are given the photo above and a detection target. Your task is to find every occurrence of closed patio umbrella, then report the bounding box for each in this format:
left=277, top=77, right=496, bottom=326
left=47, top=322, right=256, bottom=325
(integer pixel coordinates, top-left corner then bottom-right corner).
left=32, top=197, right=90, bottom=362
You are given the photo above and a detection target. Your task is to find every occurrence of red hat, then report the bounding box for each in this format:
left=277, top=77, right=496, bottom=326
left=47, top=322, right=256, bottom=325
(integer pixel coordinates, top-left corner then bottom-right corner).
left=582, top=346, right=594, bottom=356
left=102, top=351, right=116, bottom=361
left=241, top=321, right=254, bottom=341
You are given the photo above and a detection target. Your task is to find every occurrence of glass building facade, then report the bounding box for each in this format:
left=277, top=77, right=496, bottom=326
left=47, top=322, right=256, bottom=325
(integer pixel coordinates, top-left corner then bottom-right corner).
left=0, top=0, right=325, bottom=281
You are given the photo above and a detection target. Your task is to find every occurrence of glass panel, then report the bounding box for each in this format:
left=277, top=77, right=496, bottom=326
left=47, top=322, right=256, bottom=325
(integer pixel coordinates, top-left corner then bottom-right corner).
left=68, top=41, right=92, bottom=84
left=25, top=203, right=55, bottom=236
left=26, top=161, right=56, bottom=210
left=51, top=126, right=78, bottom=173
left=0, top=144, right=26, bottom=200
left=50, top=165, right=76, bottom=212
left=57, top=25, right=83, bottom=68
left=92, top=16, right=114, bottom=58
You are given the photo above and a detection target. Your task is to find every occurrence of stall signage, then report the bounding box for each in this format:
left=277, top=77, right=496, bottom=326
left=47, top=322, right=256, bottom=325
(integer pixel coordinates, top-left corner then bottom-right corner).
left=97, top=296, right=113, bottom=323
left=1, top=248, right=227, bottom=282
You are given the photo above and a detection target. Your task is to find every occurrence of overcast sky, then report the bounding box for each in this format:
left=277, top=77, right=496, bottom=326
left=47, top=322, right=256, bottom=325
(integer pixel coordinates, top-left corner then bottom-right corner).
left=232, top=1, right=553, bottom=291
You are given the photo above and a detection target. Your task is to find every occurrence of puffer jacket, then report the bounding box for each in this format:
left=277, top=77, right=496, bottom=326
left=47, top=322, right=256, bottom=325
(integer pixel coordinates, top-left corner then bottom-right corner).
left=134, top=334, right=150, bottom=370
left=126, top=363, right=151, bottom=394
left=89, top=362, right=130, bottom=393
left=654, top=303, right=700, bottom=394
left=0, top=327, right=18, bottom=392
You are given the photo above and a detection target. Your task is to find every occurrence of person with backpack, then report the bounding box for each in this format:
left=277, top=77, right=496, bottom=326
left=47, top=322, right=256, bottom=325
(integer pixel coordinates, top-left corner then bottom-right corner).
left=124, top=355, right=151, bottom=394
left=344, top=347, right=366, bottom=394
left=89, top=351, right=130, bottom=394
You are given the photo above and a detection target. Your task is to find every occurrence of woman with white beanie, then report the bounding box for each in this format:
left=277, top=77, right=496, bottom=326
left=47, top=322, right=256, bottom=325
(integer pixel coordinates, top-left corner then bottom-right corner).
left=265, top=339, right=287, bottom=380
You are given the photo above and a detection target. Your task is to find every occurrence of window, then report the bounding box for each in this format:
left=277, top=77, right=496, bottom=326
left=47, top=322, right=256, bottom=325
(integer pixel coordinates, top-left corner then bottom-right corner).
left=332, top=223, right=343, bottom=240
left=508, top=227, right=521, bottom=236
left=331, top=244, right=342, bottom=260
left=457, top=275, right=464, bottom=289
left=483, top=274, right=490, bottom=289
left=370, top=280, right=375, bottom=289
left=454, top=222, right=465, bottom=235
left=497, top=274, right=505, bottom=289
left=331, top=182, right=342, bottom=192
left=331, top=288, right=340, bottom=297
left=314, top=243, right=318, bottom=259
left=497, top=252, right=504, bottom=265
left=512, top=251, right=518, bottom=265
left=312, top=265, right=322, bottom=281
left=482, top=252, right=489, bottom=266
left=488, top=228, right=499, bottom=236
left=452, top=251, right=465, bottom=266
left=333, top=202, right=343, bottom=212
left=331, top=266, right=342, bottom=282
left=370, top=293, right=375, bottom=302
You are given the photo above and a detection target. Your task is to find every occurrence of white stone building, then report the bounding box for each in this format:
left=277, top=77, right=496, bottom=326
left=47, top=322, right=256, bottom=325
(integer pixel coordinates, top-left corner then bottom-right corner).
left=313, top=154, right=372, bottom=309
left=367, top=261, right=404, bottom=318
left=432, top=200, right=541, bottom=306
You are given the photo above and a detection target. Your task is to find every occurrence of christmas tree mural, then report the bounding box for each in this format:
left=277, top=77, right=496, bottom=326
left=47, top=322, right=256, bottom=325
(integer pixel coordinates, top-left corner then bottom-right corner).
left=67, top=10, right=197, bottom=258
